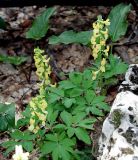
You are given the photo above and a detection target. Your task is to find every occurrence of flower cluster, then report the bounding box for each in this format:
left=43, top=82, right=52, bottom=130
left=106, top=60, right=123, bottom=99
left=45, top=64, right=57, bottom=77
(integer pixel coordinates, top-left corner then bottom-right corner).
left=91, top=16, right=110, bottom=80
left=28, top=47, right=53, bottom=133
left=34, top=47, right=52, bottom=95
left=12, top=145, right=29, bottom=160
left=29, top=95, right=48, bottom=133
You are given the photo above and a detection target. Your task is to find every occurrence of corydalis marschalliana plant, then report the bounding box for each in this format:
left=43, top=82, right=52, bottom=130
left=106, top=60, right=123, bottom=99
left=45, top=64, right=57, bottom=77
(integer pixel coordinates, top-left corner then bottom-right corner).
left=91, top=16, right=110, bottom=80
left=29, top=47, right=54, bottom=133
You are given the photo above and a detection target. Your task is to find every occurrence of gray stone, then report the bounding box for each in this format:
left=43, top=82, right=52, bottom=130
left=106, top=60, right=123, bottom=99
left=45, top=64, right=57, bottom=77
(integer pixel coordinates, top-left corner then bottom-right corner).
left=98, top=64, right=138, bottom=160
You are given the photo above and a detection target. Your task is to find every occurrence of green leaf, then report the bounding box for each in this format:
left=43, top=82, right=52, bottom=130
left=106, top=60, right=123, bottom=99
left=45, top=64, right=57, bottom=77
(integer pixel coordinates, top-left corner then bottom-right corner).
left=114, top=61, right=128, bottom=75
left=26, top=7, right=56, bottom=40
left=78, top=118, right=97, bottom=130
left=53, top=124, right=66, bottom=130
left=3, top=146, right=15, bottom=156
left=75, top=97, right=86, bottom=106
left=49, top=30, right=92, bottom=45
left=62, top=98, right=76, bottom=108
left=0, top=54, right=27, bottom=66
left=104, top=54, right=128, bottom=78
left=92, top=96, right=105, bottom=104
left=59, top=146, right=71, bottom=160
left=85, top=90, right=96, bottom=104
left=73, top=112, right=86, bottom=124
left=0, top=17, right=6, bottom=29
left=69, top=72, right=83, bottom=85
left=82, top=79, right=93, bottom=89
left=75, top=128, right=91, bottom=144
left=67, top=127, right=75, bottom=138
left=2, top=141, right=19, bottom=156
left=47, top=107, right=59, bottom=124
left=61, top=138, right=75, bottom=148
left=45, top=134, right=58, bottom=142
left=96, top=102, right=110, bottom=112
left=48, top=87, right=64, bottom=97
left=72, top=105, right=86, bottom=115
left=69, top=88, right=83, bottom=97
left=42, top=133, right=75, bottom=160
left=59, top=80, right=76, bottom=89
left=10, top=130, right=36, bottom=140
left=2, top=140, right=17, bottom=148
left=88, top=106, right=104, bottom=116
left=52, top=147, right=59, bottom=160
left=48, top=93, right=61, bottom=103
left=60, top=111, right=72, bottom=126
left=0, top=103, right=15, bottom=131
left=0, top=116, right=8, bottom=131
left=41, top=141, right=57, bottom=154
left=22, top=141, right=33, bottom=152
left=58, top=132, right=67, bottom=141
left=108, top=3, right=131, bottom=42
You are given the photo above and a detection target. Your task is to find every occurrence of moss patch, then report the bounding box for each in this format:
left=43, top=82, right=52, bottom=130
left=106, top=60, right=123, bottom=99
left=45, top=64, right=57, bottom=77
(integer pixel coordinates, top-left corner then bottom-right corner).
left=111, top=109, right=122, bottom=128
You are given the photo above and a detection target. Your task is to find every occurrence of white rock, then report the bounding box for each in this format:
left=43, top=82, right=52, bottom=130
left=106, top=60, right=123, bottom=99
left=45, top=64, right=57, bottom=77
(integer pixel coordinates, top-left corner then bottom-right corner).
left=98, top=64, right=138, bottom=160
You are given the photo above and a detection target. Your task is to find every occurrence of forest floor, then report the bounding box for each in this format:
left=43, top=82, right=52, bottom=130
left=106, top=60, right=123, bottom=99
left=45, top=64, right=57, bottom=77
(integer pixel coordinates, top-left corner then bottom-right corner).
left=0, top=5, right=138, bottom=159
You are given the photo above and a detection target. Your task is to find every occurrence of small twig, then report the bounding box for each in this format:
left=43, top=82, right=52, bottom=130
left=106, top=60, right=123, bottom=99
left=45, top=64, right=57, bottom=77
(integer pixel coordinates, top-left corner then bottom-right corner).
left=28, top=52, right=34, bottom=83
left=111, top=40, right=138, bottom=47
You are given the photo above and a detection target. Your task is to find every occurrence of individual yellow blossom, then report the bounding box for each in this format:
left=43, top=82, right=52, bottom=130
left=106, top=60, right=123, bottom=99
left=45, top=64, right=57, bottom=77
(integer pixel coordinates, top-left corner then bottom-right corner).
left=100, top=40, right=106, bottom=46
left=33, top=126, right=40, bottom=134
left=92, top=70, right=99, bottom=80
left=36, top=112, right=46, bottom=121
left=104, top=19, right=110, bottom=26
left=100, top=65, right=105, bottom=72
left=104, top=45, right=110, bottom=56
left=106, top=45, right=110, bottom=52
left=100, top=58, right=106, bottom=72
left=41, top=100, right=47, bottom=110
left=101, top=58, right=106, bottom=66
left=42, top=121, right=46, bottom=126
left=93, top=52, right=98, bottom=60
left=28, top=125, right=34, bottom=131
left=29, top=101, right=36, bottom=109
left=101, top=30, right=109, bottom=39
left=31, top=111, right=35, bottom=116
left=30, top=118, right=35, bottom=125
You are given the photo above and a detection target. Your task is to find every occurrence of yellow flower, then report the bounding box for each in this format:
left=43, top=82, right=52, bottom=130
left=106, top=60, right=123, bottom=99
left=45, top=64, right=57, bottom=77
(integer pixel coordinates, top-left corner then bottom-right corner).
left=30, top=118, right=35, bottom=125
left=36, top=112, right=46, bottom=121
left=104, top=45, right=110, bottom=56
left=29, top=101, right=36, bottom=109
left=101, top=58, right=106, bottom=66
left=92, top=70, right=99, bottom=80
left=100, top=66, right=105, bottom=72
left=28, top=125, right=34, bottom=131
left=33, top=126, right=40, bottom=133
left=104, top=19, right=110, bottom=26
left=42, top=121, right=46, bottom=126
left=93, top=52, right=98, bottom=60
left=41, top=100, right=47, bottom=110
left=31, top=111, right=35, bottom=116
left=100, top=40, right=105, bottom=46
